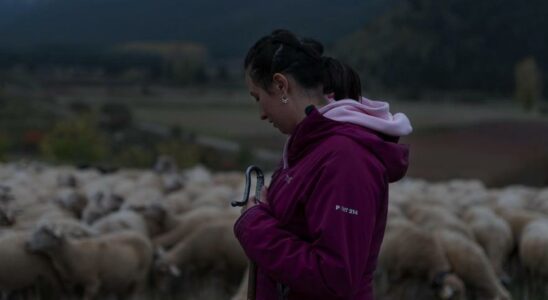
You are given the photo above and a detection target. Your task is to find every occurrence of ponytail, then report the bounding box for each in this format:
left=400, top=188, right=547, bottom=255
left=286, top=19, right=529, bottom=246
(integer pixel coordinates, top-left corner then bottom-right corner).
left=322, top=56, right=362, bottom=102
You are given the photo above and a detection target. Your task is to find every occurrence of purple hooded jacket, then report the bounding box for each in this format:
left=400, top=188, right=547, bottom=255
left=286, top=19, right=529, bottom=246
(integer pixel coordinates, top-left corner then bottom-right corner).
left=234, top=99, right=411, bottom=300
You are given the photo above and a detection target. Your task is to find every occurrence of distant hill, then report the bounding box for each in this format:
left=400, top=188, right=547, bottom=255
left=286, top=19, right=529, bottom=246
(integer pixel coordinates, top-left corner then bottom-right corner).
left=334, top=0, right=548, bottom=95
left=0, top=0, right=398, bottom=59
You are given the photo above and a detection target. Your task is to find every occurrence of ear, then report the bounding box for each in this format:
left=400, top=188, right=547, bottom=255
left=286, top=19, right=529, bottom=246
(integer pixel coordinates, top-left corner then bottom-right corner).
left=272, top=73, right=289, bottom=94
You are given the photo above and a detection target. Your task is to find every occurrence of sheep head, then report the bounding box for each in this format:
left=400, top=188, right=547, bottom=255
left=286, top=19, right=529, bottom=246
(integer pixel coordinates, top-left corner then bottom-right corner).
left=0, top=184, right=14, bottom=203
left=0, top=204, right=15, bottom=226
left=154, top=155, right=178, bottom=174
left=54, top=190, right=88, bottom=217
left=57, top=173, right=78, bottom=188
left=27, top=223, right=65, bottom=253
left=153, top=247, right=182, bottom=292
left=434, top=273, right=465, bottom=300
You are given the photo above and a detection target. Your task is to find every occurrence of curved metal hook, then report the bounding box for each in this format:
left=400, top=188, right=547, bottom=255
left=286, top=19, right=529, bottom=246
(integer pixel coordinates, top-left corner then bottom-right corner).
left=231, top=165, right=264, bottom=207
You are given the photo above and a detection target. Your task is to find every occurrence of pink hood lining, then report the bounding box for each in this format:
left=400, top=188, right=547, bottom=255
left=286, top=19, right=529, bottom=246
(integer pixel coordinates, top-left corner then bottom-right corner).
left=319, top=97, right=413, bottom=137
left=282, top=97, right=412, bottom=169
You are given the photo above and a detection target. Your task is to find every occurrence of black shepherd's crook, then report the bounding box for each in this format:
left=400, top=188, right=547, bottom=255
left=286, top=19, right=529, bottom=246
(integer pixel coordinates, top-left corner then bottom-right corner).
left=231, top=165, right=264, bottom=300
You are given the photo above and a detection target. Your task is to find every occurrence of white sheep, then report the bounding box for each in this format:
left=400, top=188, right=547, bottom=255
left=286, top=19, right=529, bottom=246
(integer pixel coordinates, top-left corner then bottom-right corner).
left=190, top=185, right=237, bottom=210
left=379, top=219, right=465, bottom=300
left=81, top=190, right=124, bottom=224
left=153, top=206, right=237, bottom=249
left=0, top=231, right=62, bottom=294
left=493, top=207, right=545, bottom=242
left=163, top=190, right=192, bottom=215
left=462, top=206, right=514, bottom=280
left=53, top=188, right=88, bottom=218
left=405, top=204, right=474, bottom=240
left=434, top=229, right=512, bottom=300
left=28, top=224, right=153, bottom=300
left=519, top=219, right=548, bottom=278
left=153, top=219, right=247, bottom=293
left=91, top=210, right=149, bottom=236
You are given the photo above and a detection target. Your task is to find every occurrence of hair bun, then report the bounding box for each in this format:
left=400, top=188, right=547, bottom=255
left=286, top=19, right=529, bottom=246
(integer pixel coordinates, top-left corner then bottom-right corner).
left=300, top=38, right=324, bottom=56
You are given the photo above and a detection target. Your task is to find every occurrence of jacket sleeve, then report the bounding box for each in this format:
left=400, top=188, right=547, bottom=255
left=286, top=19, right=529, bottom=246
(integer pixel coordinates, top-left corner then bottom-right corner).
left=234, top=146, right=384, bottom=298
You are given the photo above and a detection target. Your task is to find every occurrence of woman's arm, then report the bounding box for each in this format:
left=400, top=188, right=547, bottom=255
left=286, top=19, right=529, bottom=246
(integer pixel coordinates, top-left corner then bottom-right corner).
left=234, top=144, right=385, bottom=298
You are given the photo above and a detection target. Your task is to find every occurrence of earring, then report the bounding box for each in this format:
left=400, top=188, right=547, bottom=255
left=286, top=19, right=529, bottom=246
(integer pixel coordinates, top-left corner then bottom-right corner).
left=281, top=95, right=289, bottom=104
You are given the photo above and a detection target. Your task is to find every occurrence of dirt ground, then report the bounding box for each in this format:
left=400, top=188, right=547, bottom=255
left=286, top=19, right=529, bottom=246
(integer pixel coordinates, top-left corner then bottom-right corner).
left=402, top=119, right=548, bottom=187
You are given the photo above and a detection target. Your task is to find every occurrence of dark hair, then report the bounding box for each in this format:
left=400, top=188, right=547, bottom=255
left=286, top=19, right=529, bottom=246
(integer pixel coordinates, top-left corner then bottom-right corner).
left=244, top=29, right=362, bottom=101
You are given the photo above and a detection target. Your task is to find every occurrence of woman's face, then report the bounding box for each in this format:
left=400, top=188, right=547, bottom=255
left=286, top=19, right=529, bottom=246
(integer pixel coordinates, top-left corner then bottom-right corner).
left=246, top=73, right=293, bottom=135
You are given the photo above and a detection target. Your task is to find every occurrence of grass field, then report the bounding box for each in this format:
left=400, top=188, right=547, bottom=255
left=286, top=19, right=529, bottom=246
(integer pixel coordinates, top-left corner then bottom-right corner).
left=7, top=83, right=548, bottom=186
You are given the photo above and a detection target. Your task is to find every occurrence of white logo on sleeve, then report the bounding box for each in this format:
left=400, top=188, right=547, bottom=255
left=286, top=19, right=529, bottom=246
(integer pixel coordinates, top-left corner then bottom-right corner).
left=284, top=174, right=293, bottom=184
left=335, top=205, right=359, bottom=215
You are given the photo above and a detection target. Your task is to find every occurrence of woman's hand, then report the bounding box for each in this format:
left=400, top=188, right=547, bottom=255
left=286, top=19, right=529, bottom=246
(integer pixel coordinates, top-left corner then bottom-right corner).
left=241, top=186, right=268, bottom=214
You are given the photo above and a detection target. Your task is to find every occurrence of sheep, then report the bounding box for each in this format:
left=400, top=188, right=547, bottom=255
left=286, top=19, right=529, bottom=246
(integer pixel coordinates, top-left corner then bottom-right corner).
left=405, top=204, right=475, bottom=240
left=434, top=229, right=512, bottom=300
left=0, top=231, right=62, bottom=294
left=91, top=210, right=149, bottom=236
left=163, top=190, right=192, bottom=215
left=519, top=219, right=548, bottom=277
left=492, top=207, right=544, bottom=242
left=56, top=172, right=78, bottom=188
left=0, top=203, right=15, bottom=227
left=154, top=155, right=178, bottom=174
left=36, top=219, right=97, bottom=239
left=462, top=206, right=514, bottom=281
left=128, top=202, right=180, bottom=237
left=153, top=206, right=237, bottom=249
left=518, top=218, right=548, bottom=297
left=0, top=184, right=14, bottom=203
left=379, top=219, right=465, bottom=300
left=121, top=187, right=163, bottom=211
left=81, top=190, right=124, bottom=224
left=190, top=185, right=237, bottom=210
left=153, top=219, right=248, bottom=293
left=27, top=224, right=153, bottom=300
left=135, top=171, right=163, bottom=190
left=387, top=203, right=405, bottom=221
left=161, top=173, right=184, bottom=194
left=112, top=177, right=137, bottom=198
left=231, top=267, right=249, bottom=300
left=492, top=186, right=538, bottom=210
left=212, top=171, right=244, bottom=190
left=53, top=188, right=88, bottom=218
left=10, top=202, right=76, bottom=230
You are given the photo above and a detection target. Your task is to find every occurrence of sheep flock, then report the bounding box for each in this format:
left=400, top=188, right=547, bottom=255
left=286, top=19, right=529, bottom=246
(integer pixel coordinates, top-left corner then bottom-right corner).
left=0, top=157, right=547, bottom=300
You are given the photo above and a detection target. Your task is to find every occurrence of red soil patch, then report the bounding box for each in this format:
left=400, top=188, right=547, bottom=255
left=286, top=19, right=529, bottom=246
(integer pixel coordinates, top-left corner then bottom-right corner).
left=401, top=120, right=548, bottom=187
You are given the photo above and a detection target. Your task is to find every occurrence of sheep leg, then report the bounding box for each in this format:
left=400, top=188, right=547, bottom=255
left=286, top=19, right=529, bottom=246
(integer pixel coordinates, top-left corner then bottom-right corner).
left=83, top=280, right=101, bottom=300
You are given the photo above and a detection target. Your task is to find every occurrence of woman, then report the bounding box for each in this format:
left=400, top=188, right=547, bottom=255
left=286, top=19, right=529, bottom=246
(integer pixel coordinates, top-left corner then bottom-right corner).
left=234, top=29, right=412, bottom=300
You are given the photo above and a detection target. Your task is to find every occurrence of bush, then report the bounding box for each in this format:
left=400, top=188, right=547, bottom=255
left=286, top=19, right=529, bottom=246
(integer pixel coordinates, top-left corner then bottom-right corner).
left=515, top=57, right=543, bottom=112
left=114, top=145, right=156, bottom=168
left=0, top=132, right=10, bottom=161
left=155, top=140, right=201, bottom=169
left=40, top=117, right=109, bottom=164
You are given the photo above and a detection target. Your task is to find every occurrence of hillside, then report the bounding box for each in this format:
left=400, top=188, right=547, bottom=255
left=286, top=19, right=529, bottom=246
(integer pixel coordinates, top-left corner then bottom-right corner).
left=0, top=0, right=398, bottom=59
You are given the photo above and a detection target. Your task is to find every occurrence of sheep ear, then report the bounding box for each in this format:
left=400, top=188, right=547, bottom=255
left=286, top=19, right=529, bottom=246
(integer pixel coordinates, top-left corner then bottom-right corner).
left=169, top=265, right=181, bottom=277
left=52, top=227, right=63, bottom=239
left=440, top=285, right=455, bottom=299
left=155, top=246, right=166, bottom=258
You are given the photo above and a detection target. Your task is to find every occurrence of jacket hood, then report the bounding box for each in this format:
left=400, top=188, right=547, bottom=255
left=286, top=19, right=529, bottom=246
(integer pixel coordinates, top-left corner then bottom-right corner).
left=283, top=98, right=412, bottom=182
